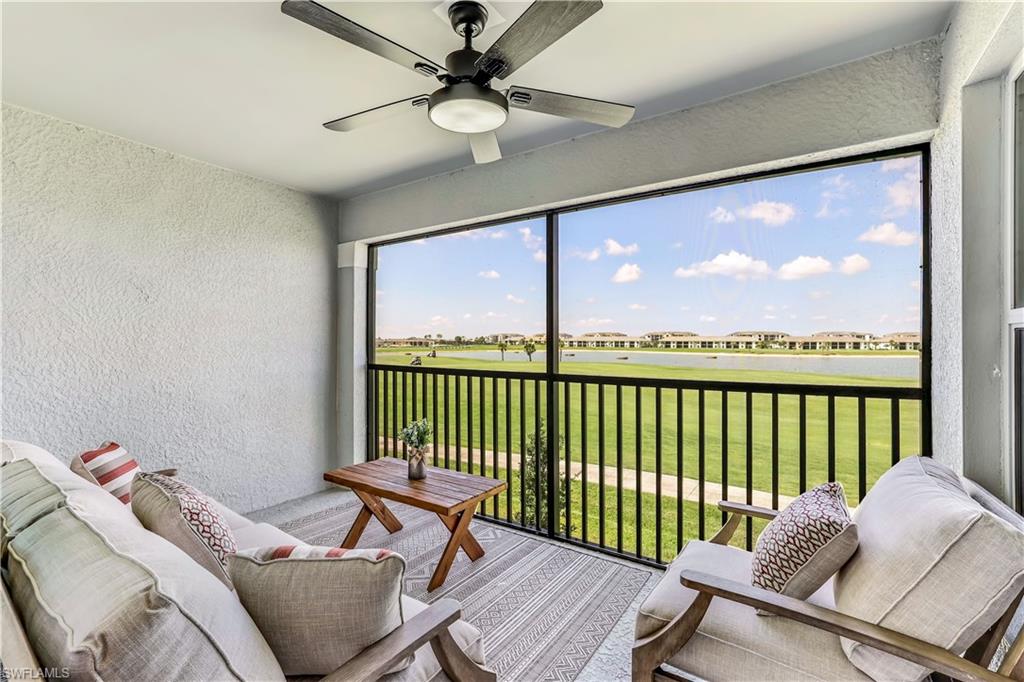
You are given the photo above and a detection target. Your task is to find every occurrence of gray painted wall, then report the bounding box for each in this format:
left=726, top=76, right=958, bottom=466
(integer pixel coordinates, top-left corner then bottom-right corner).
left=2, top=105, right=338, bottom=513
left=930, top=1, right=1018, bottom=478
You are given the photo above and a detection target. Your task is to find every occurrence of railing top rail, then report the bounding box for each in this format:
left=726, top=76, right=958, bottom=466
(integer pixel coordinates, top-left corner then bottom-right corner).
left=366, top=363, right=923, bottom=399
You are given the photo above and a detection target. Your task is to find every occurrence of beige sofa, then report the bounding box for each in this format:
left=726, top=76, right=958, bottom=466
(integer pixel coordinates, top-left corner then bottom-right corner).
left=632, top=456, right=1024, bottom=682
left=0, top=440, right=494, bottom=681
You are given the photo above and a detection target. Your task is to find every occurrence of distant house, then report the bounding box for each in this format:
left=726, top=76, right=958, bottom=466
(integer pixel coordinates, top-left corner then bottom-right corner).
left=378, top=337, right=433, bottom=348
left=661, top=335, right=762, bottom=350
left=644, top=331, right=696, bottom=344
left=875, top=332, right=922, bottom=350
left=730, top=330, right=789, bottom=343
left=566, top=334, right=643, bottom=349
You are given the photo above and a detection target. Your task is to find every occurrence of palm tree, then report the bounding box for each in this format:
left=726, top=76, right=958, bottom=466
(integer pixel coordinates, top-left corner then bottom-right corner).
left=498, top=342, right=508, bottom=361
left=524, top=341, right=536, bottom=362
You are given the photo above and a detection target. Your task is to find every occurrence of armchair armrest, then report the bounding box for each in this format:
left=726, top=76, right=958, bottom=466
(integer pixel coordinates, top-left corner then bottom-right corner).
left=320, top=598, right=495, bottom=682
left=717, top=500, right=779, bottom=520
left=152, top=468, right=178, bottom=477
left=709, top=501, right=779, bottom=544
left=679, top=570, right=1009, bottom=682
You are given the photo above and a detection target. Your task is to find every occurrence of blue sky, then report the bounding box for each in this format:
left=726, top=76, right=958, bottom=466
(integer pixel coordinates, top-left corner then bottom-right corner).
left=375, top=155, right=922, bottom=339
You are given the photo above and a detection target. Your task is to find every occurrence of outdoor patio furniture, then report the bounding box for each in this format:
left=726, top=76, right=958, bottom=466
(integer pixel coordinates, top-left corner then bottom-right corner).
left=631, top=456, right=1024, bottom=682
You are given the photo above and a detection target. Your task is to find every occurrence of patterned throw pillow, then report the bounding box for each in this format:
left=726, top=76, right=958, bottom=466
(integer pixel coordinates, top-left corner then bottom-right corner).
left=70, top=442, right=139, bottom=504
left=751, top=481, right=858, bottom=603
left=227, top=545, right=409, bottom=676
left=130, top=473, right=237, bottom=587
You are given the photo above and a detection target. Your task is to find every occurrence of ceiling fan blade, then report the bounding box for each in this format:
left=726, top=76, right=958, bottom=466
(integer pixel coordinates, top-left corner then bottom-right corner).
left=507, top=86, right=634, bottom=127
left=281, top=0, right=445, bottom=78
left=469, top=132, right=501, bottom=164
left=323, top=95, right=429, bottom=132
left=473, top=1, right=603, bottom=82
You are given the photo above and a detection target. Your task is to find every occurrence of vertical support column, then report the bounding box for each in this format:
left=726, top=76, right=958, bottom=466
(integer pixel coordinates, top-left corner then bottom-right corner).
left=338, top=241, right=369, bottom=468
left=545, top=212, right=560, bottom=538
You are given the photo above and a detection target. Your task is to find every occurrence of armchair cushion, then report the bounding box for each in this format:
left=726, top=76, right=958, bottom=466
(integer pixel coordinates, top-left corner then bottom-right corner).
left=834, top=456, right=1024, bottom=682
left=227, top=545, right=409, bottom=676
left=638, top=540, right=870, bottom=681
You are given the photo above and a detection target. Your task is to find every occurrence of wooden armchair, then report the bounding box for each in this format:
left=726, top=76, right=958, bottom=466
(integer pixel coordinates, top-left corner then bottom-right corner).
left=632, top=458, right=1024, bottom=682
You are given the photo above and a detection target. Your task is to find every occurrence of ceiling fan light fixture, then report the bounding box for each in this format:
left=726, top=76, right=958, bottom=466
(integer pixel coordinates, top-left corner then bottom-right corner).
left=428, top=83, right=508, bottom=134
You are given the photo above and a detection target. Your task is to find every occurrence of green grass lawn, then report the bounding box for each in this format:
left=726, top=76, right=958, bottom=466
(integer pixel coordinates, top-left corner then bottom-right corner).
left=371, top=353, right=922, bottom=505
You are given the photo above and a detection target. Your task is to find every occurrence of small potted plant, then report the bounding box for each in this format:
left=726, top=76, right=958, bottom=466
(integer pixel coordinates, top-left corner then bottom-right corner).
left=398, top=419, right=431, bottom=480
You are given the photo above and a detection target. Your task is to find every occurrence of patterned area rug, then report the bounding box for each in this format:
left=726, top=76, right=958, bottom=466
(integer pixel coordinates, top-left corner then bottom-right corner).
left=277, top=498, right=650, bottom=681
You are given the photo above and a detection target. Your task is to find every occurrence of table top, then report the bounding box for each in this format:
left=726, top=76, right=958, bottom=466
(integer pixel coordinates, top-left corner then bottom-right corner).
left=324, top=457, right=507, bottom=516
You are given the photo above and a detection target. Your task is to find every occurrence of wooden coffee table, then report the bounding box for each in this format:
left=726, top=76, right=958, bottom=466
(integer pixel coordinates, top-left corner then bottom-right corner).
left=324, top=458, right=507, bottom=591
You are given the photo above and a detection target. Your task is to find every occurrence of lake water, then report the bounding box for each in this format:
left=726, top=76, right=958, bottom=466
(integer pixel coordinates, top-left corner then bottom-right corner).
left=429, top=349, right=919, bottom=380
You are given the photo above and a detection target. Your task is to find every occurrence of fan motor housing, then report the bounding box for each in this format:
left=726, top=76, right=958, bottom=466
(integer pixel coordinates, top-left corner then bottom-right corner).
left=447, top=1, right=488, bottom=37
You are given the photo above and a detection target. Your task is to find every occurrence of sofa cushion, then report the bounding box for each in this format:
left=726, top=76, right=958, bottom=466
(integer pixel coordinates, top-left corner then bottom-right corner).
left=131, top=472, right=238, bottom=587
left=228, top=545, right=409, bottom=676
left=234, top=521, right=304, bottom=549
left=638, top=540, right=870, bottom=681
left=752, top=482, right=858, bottom=601
left=834, top=456, right=1024, bottom=681
left=70, top=441, right=139, bottom=504
left=3, top=460, right=283, bottom=681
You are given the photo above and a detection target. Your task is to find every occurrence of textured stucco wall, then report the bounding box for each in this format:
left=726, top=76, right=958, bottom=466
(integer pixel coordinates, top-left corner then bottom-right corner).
left=930, top=1, right=1016, bottom=474
left=2, top=105, right=338, bottom=513
left=339, top=38, right=940, bottom=242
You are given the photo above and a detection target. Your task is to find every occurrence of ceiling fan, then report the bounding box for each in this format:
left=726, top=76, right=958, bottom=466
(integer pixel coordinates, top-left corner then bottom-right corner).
left=281, top=0, right=635, bottom=164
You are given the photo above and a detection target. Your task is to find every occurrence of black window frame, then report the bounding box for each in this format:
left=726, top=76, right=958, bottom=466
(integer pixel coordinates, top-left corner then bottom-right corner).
left=366, top=143, right=933, bottom=457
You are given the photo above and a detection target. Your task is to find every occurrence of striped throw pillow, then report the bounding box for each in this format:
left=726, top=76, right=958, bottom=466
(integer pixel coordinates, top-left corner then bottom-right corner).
left=70, top=442, right=139, bottom=504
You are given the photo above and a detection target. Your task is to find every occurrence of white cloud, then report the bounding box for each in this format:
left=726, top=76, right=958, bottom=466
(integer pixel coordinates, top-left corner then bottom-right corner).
left=671, top=242, right=684, bottom=249
left=490, top=230, right=508, bottom=239
left=604, top=238, right=639, bottom=256
left=483, top=311, right=506, bottom=319
left=809, top=290, right=831, bottom=300
left=584, top=296, right=597, bottom=304
left=428, top=315, right=450, bottom=327
left=571, top=247, right=601, bottom=261
left=880, top=157, right=918, bottom=172
left=858, top=222, right=917, bottom=246
left=628, top=303, right=648, bottom=311
left=506, top=294, right=525, bottom=304
left=839, top=253, right=871, bottom=275
left=778, top=255, right=832, bottom=280
left=611, top=263, right=642, bottom=283
left=674, top=250, right=771, bottom=280
left=764, top=314, right=778, bottom=320
left=764, top=304, right=776, bottom=312
left=709, top=206, right=736, bottom=223
left=519, top=226, right=542, bottom=250
left=576, top=317, right=614, bottom=326
left=910, top=280, right=921, bottom=291
left=679, top=305, right=691, bottom=311
left=477, top=270, right=500, bottom=279
left=811, top=314, right=829, bottom=321
left=737, top=201, right=796, bottom=226
left=815, top=200, right=850, bottom=219
left=699, top=314, right=717, bottom=322
left=883, top=168, right=921, bottom=216
left=463, top=313, right=472, bottom=319
left=821, top=174, right=852, bottom=199
left=532, top=249, right=546, bottom=263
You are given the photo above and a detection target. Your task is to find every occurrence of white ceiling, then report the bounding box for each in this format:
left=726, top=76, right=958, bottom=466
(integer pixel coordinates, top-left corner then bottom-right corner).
left=2, top=1, right=952, bottom=199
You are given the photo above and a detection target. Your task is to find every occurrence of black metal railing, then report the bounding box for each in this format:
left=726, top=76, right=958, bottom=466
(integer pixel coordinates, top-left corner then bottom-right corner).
left=366, top=363, right=924, bottom=566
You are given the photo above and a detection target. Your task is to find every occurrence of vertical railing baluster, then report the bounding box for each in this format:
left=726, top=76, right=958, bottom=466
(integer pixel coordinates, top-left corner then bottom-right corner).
left=598, top=384, right=606, bottom=549
left=858, top=396, right=867, bottom=501
left=422, top=373, right=428, bottom=426
left=534, top=379, right=542, bottom=531
left=745, top=391, right=753, bottom=550
left=891, top=399, right=901, bottom=465
left=478, top=376, right=485, bottom=478
left=721, top=390, right=729, bottom=526
left=444, top=374, right=451, bottom=468
left=581, top=382, right=589, bottom=544
left=468, top=377, right=474, bottom=474
left=401, top=372, right=408, bottom=458
left=771, top=393, right=779, bottom=510
left=616, top=385, right=624, bottom=553
left=698, top=389, right=706, bottom=541
left=827, top=395, right=836, bottom=481
left=411, top=370, right=417, bottom=420
left=564, top=381, right=572, bottom=537
left=383, top=370, right=390, bottom=458
left=799, top=394, right=807, bottom=493
left=676, top=388, right=683, bottom=553
left=635, top=387, right=643, bottom=558
left=655, top=387, right=662, bottom=563
left=455, top=376, right=461, bottom=471
left=505, top=377, right=512, bottom=521
left=432, top=374, right=439, bottom=466
left=492, top=376, right=499, bottom=519
left=520, top=378, right=526, bottom=526
left=392, top=371, right=399, bottom=457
